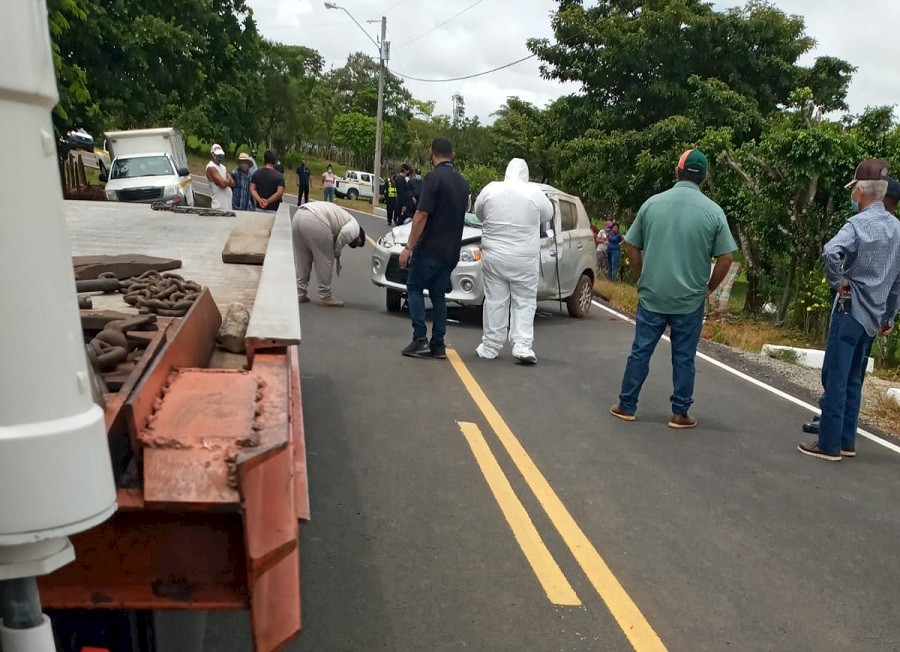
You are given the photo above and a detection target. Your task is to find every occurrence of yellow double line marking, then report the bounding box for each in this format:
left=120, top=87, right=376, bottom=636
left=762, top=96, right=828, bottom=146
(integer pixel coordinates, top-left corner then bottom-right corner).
left=448, top=349, right=667, bottom=652
left=457, top=422, right=581, bottom=606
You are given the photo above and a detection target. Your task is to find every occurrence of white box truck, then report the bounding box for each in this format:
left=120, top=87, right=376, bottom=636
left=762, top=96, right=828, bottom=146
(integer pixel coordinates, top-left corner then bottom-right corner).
left=100, top=127, right=195, bottom=206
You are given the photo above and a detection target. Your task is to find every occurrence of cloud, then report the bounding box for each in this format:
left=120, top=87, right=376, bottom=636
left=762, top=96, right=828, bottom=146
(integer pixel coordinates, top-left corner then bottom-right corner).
left=249, top=0, right=899, bottom=121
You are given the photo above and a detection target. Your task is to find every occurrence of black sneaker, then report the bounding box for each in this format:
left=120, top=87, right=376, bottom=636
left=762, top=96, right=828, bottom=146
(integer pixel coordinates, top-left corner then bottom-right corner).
left=430, top=343, right=447, bottom=359
left=401, top=338, right=430, bottom=358
left=841, top=445, right=856, bottom=458
left=797, top=441, right=841, bottom=462
left=802, top=421, right=820, bottom=434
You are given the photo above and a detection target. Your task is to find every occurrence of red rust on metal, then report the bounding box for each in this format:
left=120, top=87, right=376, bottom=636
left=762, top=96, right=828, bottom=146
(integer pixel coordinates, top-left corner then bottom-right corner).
left=249, top=544, right=301, bottom=652
left=288, top=345, right=310, bottom=521
left=38, top=511, right=248, bottom=610
left=141, top=368, right=263, bottom=506
left=125, top=288, right=222, bottom=457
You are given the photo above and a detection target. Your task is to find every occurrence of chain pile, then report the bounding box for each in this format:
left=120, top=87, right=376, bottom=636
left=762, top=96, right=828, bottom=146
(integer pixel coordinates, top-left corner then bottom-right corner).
left=150, top=202, right=235, bottom=217
left=86, top=314, right=157, bottom=372
left=121, top=271, right=203, bottom=317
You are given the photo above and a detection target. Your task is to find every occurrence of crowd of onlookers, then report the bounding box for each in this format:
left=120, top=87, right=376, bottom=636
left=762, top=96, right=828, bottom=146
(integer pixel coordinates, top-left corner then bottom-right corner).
left=592, top=220, right=624, bottom=281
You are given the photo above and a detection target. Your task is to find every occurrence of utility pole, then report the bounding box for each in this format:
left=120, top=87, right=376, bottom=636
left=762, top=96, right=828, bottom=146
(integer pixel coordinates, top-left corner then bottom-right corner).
left=372, top=16, right=387, bottom=208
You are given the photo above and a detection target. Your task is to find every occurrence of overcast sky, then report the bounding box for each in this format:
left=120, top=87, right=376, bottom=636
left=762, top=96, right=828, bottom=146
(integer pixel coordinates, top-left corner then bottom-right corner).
left=249, top=0, right=899, bottom=123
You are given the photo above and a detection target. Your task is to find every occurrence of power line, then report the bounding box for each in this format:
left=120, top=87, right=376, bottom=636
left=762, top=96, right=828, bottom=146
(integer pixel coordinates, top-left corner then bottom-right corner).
left=389, top=53, right=536, bottom=83
left=398, top=0, right=486, bottom=49
left=378, top=0, right=406, bottom=18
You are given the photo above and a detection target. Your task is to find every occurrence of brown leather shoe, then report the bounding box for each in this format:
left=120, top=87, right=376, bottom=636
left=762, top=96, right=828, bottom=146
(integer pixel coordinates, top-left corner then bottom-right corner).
left=317, top=298, right=344, bottom=307
left=668, top=413, right=697, bottom=429
left=609, top=405, right=636, bottom=422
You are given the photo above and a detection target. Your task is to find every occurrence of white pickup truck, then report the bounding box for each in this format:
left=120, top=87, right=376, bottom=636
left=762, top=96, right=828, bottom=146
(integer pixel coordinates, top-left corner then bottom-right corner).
left=334, top=170, right=381, bottom=201
left=100, top=127, right=195, bottom=206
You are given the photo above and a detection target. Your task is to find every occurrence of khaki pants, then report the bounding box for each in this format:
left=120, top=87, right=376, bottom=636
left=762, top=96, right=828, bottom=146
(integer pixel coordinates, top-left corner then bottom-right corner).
left=292, top=212, right=335, bottom=301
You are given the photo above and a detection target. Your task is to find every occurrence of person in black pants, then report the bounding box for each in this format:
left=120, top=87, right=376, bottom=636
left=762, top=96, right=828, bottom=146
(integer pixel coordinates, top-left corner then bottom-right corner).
left=382, top=168, right=398, bottom=225
left=395, top=164, right=412, bottom=224
left=296, top=159, right=311, bottom=205
left=398, top=139, right=470, bottom=359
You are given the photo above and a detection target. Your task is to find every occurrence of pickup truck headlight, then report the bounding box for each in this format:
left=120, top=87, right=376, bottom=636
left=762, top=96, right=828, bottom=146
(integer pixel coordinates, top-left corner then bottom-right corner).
left=378, top=232, right=396, bottom=249
left=164, top=184, right=181, bottom=198
left=105, top=190, right=118, bottom=201
left=459, top=246, right=482, bottom=263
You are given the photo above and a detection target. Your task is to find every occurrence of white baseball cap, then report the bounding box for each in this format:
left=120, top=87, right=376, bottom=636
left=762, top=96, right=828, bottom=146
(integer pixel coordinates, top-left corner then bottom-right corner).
left=210, top=144, right=225, bottom=156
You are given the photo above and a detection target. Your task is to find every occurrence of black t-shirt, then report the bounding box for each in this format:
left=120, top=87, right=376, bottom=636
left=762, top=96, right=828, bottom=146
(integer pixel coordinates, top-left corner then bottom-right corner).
left=414, top=162, right=470, bottom=264
left=296, top=165, right=311, bottom=187
left=251, top=167, right=286, bottom=211
left=394, top=174, right=410, bottom=206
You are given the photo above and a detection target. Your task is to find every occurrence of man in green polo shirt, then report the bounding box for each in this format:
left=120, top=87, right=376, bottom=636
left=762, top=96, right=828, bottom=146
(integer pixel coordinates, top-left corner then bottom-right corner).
left=610, top=149, right=737, bottom=428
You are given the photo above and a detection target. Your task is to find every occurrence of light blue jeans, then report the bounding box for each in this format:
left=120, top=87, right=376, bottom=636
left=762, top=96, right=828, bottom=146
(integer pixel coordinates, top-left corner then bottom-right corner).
left=323, top=187, right=335, bottom=202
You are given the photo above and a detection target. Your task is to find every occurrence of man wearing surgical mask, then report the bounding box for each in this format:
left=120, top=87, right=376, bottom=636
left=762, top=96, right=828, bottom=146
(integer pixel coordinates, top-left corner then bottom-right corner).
left=231, top=152, right=256, bottom=211
left=206, top=143, right=234, bottom=210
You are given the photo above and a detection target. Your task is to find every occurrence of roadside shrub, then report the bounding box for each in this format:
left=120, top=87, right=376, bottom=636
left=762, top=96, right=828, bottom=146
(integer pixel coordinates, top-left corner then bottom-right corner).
left=790, top=268, right=832, bottom=344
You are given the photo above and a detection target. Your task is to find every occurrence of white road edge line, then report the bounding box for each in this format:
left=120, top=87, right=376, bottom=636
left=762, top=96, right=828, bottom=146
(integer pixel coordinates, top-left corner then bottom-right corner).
left=592, top=299, right=900, bottom=456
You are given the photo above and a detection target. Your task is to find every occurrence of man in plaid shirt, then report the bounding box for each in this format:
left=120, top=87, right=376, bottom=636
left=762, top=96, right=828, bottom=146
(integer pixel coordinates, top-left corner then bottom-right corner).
left=799, top=159, right=900, bottom=462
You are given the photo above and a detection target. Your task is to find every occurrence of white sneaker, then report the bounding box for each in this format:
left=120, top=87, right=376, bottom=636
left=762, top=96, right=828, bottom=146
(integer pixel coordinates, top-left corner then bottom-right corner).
left=512, top=347, right=537, bottom=365
left=475, top=344, right=498, bottom=360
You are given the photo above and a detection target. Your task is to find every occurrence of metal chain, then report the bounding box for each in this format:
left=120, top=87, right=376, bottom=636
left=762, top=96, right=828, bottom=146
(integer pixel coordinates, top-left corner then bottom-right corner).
left=150, top=202, right=236, bottom=217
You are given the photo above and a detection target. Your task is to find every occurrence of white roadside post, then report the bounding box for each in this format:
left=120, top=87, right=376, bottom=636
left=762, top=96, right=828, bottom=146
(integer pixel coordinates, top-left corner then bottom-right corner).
left=0, top=2, right=117, bottom=650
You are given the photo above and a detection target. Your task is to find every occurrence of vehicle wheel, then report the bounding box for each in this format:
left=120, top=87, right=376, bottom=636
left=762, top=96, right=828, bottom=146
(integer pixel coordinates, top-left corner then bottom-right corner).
left=386, top=289, right=402, bottom=313
left=347, top=188, right=359, bottom=201
left=566, top=274, right=593, bottom=318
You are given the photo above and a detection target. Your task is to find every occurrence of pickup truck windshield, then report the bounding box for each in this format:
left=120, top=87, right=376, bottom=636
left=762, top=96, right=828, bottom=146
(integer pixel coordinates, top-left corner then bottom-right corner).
left=111, top=155, right=174, bottom=180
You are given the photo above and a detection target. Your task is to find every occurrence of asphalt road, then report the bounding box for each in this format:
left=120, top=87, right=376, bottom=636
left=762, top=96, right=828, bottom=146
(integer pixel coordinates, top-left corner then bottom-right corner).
left=204, top=209, right=900, bottom=651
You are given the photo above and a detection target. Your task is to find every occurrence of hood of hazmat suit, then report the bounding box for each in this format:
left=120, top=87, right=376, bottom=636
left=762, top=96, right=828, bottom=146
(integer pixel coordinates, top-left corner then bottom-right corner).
left=474, top=158, right=554, bottom=258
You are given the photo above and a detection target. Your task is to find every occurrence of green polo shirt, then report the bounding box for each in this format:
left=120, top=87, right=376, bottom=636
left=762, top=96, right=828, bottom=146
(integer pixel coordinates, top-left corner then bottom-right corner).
left=625, top=181, right=736, bottom=315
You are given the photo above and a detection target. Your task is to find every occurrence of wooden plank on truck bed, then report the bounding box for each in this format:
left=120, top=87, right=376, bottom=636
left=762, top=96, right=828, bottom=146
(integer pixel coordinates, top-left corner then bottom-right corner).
left=246, top=204, right=302, bottom=362
left=73, top=253, right=182, bottom=280
left=222, top=213, right=276, bottom=265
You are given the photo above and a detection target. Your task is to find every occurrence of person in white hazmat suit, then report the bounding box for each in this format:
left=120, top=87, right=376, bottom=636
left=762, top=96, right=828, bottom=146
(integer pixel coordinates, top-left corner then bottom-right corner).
left=474, top=158, right=554, bottom=364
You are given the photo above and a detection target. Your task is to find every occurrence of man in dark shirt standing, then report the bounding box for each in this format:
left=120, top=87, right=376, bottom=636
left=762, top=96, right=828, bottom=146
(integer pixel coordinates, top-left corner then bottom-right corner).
left=399, top=138, right=470, bottom=359
left=395, top=164, right=413, bottom=224
left=296, top=159, right=311, bottom=205
left=250, top=150, right=286, bottom=213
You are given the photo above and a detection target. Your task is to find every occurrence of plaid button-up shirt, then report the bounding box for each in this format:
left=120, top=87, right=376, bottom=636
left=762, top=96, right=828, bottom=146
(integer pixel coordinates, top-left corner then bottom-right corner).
left=823, top=202, right=900, bottom=336
left=231, top=167, right=256, bottom=211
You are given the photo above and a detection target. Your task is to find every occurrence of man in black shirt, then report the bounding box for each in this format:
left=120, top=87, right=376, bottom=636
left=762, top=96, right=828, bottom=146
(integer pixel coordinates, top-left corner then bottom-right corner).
left=296, top=159, right=311, bottom=205
left=398, top=138, right=470, bottom=359
left=250, top=150, right=286, bottom=212
left=394, top=164, right=412, bottom=224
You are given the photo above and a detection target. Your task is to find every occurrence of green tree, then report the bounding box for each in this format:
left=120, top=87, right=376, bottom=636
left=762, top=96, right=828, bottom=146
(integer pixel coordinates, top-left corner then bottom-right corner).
left=332, top=112, right=393, bottom=169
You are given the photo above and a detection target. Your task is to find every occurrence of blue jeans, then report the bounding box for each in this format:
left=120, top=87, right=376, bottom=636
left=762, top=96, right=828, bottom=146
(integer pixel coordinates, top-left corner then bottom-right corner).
left=406, top=255, right=456, bottom=345
left=618, top=301, right=705, bottom=414
left=323, top=187, right=335, bottom=202
left=608, top=248, right=620, bottom=281
left=818, top=305, right=874, bottom=454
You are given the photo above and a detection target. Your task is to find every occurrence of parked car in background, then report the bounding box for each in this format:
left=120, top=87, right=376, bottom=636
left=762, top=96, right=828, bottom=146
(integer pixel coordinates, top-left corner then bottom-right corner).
left=99, top=128, right=194, bottom=206
left=66, top=128, right=94, bottom=150
left=371, top=185, right=597, bottom=317
left=335, top=170, right=381, bottom=201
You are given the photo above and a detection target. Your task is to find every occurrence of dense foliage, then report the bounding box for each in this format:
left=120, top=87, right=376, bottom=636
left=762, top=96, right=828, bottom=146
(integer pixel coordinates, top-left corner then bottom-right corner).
left=49, top=0, right=900, bottom=323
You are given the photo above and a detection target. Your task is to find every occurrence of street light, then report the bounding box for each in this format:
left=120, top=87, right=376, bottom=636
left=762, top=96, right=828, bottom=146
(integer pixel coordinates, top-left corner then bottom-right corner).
left=325, top=2, right=388, bottom=208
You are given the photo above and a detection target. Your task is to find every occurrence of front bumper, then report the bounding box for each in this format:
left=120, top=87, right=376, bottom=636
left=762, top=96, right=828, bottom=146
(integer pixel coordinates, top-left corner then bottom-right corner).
left=371, top=248, right=484, bottom=306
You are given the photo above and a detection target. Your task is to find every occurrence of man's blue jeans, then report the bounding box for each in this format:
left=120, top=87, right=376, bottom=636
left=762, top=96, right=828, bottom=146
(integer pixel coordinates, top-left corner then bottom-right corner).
left=618, top=301, right=705, bottom=415
left=818, top=305, right=874, bottom=454
left=406, top=255, right=456, bottom=345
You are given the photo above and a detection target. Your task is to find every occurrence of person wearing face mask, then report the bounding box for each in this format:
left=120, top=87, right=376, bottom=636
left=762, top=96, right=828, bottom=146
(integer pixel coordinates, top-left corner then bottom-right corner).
left=231, top=152, right=256, bottom=211
left=206, top=144, right=235, bottom=210
left=802, top=173, right=900, bottom=437
left=322, top=164, right=337, bottom=202
left=798, top=159, right=900, bottom=462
